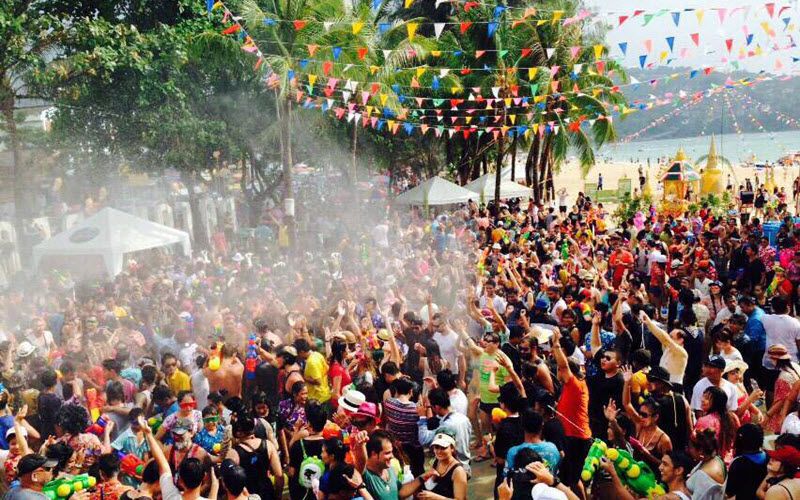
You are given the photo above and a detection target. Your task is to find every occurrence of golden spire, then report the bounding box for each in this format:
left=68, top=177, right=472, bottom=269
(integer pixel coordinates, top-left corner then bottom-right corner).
left=706, top=135, right=718, bottom=170
left=674, top=147, right=686, bottom=162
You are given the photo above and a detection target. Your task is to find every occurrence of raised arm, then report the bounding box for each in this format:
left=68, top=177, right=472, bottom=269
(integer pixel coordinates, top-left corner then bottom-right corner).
left=452, top=318, right=483, bottom=356
left=551, top=329, right=572, bottom=385
left=139, top=415, right=170, bottom=476
left=589, top=311, right=603, bottom=356
left=620, top=367, right=642, bottom=425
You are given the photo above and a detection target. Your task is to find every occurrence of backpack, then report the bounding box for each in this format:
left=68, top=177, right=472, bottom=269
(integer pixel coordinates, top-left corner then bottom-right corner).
left=298, top=439, right=325, bottom=490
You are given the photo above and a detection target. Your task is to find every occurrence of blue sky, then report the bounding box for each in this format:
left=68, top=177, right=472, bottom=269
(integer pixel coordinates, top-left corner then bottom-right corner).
left=583, top=0, right=800, bottom=73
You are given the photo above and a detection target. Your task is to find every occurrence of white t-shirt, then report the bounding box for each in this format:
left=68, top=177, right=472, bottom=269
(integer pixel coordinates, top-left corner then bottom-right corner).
left=713, top=306, right=741, bottom=327
left=449, top=389, right=469, bottom=416
left=160, top=472, right=210, bottom=500
left=762, top=314, right=800, bottom=369
left=550, top=298, right=567, bottom=323
left=479, top=295, right=507, bottom=313
left=694, top=278, right=713, bottom=298
left=433, top=330, right=461, bottom=375
left=29, top=331, right=55, bottom=355
left=782, top=412, right=800, bottom=435
left=690, top=378, right=739, bottom=412
left=190, top=370, right=210, bottom=410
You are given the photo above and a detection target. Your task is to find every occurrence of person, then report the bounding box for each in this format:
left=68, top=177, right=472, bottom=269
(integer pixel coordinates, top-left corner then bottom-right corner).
left=53, top=404, right=106, bottom=474
left=657, top=451, right=694, bottom=500
left=762, top=296, right=800, bottom=373
left=418, top=387, right=472, bottom=476
left=436, top=369, right=468, bottom=416
left=694, top=386, right=740, bottom=463
left=3, top=454, right=57, bottom=500
left=759, top=439, right=800, bottom=500
left=493, top=383, right=526, bottom=499
left=89, top=453, right=134, bottom=500
left=686, top=430, right=726, bottom=500
left=419, top=432, right=467, bottom=500
left=640, top=311, right=688, bottom=388
left=327, top=339, right=352, bottom=412
left=318, top=438, right=367, bottom=500
left=352, top=430, right=438, bottom=500
left=161, top=353, right=191, bottom=395
left=287, top=397, right=326, bottom=495
left=294, top=339, right=331, bottom=406
left=765, top=344, right=800, bottom=433
left=36, top=370, right=62, bottom=440
left=192, top=405, right=224, bottom=455
left=619, top=367, right=672, bottom=469
left=110, top=408, right=150, bottom=464
left=382, top=377, right=423, bottom=477
left=725, top=424, right=768, bottom=500
left=551, top=328, right=591, bottom=494
left=228, top=412, right=282, bottom=500
left=218, top=460, right=250, bottom=500
left=504, top=409, right=560, bottom=476
left=691, top=356, right=739, bottom=415
left=156, top=391, right=202, bottom=442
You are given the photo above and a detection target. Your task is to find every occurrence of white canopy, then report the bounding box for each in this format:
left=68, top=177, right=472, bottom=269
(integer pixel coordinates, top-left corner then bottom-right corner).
left=394, top=177, right=476, bottom=206
left=465, top=173, right=532, bottom=200
left=33, top=207, right=191, bottom=278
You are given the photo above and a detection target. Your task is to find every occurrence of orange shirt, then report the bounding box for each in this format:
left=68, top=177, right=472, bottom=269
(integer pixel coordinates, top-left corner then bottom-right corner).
left=557, top=375, right=591, bottom=440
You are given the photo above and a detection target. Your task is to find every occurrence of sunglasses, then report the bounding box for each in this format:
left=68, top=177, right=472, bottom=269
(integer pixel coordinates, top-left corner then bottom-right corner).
left=483, top=337, right=499, bottom=344
left=602, top=355, right=614, bottom=361
left=203, top=416, right=219, bottom=423
left=179, top=401, right=197, bottom=409
left=639, top=411, right=652, bottom=418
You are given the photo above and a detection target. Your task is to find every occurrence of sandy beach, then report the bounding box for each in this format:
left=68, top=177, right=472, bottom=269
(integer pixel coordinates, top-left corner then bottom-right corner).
left=548, top=158, right=800, bottom=202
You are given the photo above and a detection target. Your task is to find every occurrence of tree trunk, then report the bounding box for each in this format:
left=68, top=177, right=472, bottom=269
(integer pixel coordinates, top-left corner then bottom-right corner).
left=546, top=156, right=556, bottom=201
left=527, top=134, right=540, bottom=200
left=539, top=136, right=552, bottom=202
left=510, top=134, right=518, bottom=181
left=182, top=171, right=208, bottom=248
left=1, top=89, right=25, bottom=261
left=494, top=135, right=504, bottom=213
left=277, top=97, right=294, bottom=250
left=351, top=120, right=358, bottom=182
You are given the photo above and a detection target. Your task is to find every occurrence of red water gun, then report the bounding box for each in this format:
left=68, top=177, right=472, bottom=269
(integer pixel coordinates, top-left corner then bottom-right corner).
left=119, top=454, right=145, bottom=480
left=85, top=388, right=102, bottom=422
left=85, top=416, right=107, bottom=435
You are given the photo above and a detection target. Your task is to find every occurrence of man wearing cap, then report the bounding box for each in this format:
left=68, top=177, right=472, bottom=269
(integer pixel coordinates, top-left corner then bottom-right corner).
left=5, top=454, right=57, bottom=500
left=761, top=296, right=800, bottom=373
left=690, top=356, right=739, bottom=416
left=645, top=366, right=691, bottom=451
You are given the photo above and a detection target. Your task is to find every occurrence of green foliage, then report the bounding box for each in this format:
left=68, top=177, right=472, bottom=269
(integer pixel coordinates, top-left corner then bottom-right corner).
left=612, top=193, right=652, bottom=224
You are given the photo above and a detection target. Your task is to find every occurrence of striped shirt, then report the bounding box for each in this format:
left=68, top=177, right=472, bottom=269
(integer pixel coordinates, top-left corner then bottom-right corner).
left=383, top=397, right=420, bottom=447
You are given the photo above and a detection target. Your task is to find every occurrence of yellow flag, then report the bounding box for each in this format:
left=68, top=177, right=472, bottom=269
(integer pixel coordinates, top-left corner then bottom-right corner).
left=366, top=105, right=373, bottom=116
left=450, top=86, right=460, bottom=94
left=504, top=98, right=512, bottom=107
left=380, top=94, right=388, bottom=105
left=407, top=22, right=418, bottom=41
left=534, top=95, right=545, bottom=103
left=387, top=119, right=395, bottom=130
left=592, top=88, right=602, bottom=97
left=352, top=21, right=364, bottom=35
left=660, top=51, right=668, bottom=61
left=695, top=9, right=704, bottom=24
left=370, top=65, right=379, bottom=74
left=528, top=67, right=539, bottom=80
left=308, top=74, right=317, bottom=86
left=524, top=129, right=532, bottom=140
left=431, top=51, right=441, bottom=57
left=593, top=44, right=603, bottom=60
left=552, top=10, right=564, bottom=24
left=509, top=115, right=516, bottom=124
left=404, top=0, right=414, bottom=8
left=537, top=20, right=548, bottom=26
left=501, top=125, right=510, bottom=134
left=465, top=116, right=473, bottom=124
left=212, top=1, right=223, bottom=9
left=416, top=67, right=426, bottom=78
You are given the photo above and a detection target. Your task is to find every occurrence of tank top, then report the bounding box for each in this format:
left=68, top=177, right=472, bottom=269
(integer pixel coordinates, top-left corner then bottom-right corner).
left=235, top=439, right=275, bottom=500
left=428, top=460, right=462, bottom=499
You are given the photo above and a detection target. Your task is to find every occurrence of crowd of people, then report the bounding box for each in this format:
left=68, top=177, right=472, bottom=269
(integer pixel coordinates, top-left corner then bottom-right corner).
left=5, top=189, right=800, bottom=500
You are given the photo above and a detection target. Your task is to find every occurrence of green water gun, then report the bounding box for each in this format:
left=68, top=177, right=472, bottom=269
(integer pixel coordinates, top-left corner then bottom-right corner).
left=580, top=439, right=607, bottom=482
left=43, top=474, right=97, bottom=499
left=560, top=240, right=569, bottom=260
left=605, top=447, right=665, bottom=497
left=147, top=416, right=163, bottom=433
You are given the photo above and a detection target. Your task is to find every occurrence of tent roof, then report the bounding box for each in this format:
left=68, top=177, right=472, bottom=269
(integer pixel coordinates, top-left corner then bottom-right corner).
left=661, top=161, right=700, bottom=182
left=465, top=173, right=532, bottom=199
left=34, top=207, right=190, bottom=256
left=394, top=177, right=475, bottom=206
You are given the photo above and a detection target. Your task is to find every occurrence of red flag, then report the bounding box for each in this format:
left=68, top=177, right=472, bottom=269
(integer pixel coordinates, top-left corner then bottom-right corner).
left=521, top=48, right=532, bottom=58
left=703, top=67, right=713, bottom=75
left=370, top=83, right=380, bottom=94
left=323, top=60, right=333, bottom=75
left=307, top=44, right=319, bottom=56
left=633, top=10, right=644, bottom=17
left=464, top=1, right=479, bottom=11
left=460, top=22, right=473, bottom=34
left=690, top=33, right=700, bottom=46
left=766, top=2, right=775, bottom=17
left=254, top=58, right=264, bottom=70
left=293, top=20, right=307, bottom=30
left=460, top=68, right=472, bottom=75
left=221, top=24, right=241, bottom=35
left=595, top=60, right=606, bottom=73
left=725, top=39, right=733, bottom=52
left=618, top=15, right=629, bottom=26
left=357, top=47, right=368, bottom=60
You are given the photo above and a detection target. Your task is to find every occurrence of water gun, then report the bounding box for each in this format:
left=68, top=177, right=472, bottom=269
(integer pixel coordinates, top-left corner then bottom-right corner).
left=245, top=335, right=258, bottom=380
left=147, top=416, right=163, bottom=433
left=491, top=408, right=508, bottom=425
left=43, top=474, right=97, bottom=499
left=604, top=447, right=665, bottom=497
left=85, top=388, right=102, bottom=422
left=119, top=453, right=145, bottom=480
left=208, top=342, right=223, bottom=371
left=85, top=416, right=107, bottom=436
left=561, top=240, right=570, bottom=260
left=580, top=439, right=608, bottom=482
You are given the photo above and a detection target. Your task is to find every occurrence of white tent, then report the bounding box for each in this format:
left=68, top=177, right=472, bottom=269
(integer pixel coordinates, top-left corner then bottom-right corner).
left=394, top=177, right=476, bottom=206
left=33, top=207, right=191, bottom=278
left=465, top=173, right=532, bottom=200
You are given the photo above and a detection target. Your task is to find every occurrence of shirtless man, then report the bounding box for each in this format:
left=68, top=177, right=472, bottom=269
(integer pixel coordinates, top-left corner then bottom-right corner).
left=205, top=343, right=243, bottom=398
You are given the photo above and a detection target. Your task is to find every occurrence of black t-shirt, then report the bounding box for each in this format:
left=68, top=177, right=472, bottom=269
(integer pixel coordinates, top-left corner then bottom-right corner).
left=255, top=362, right=280, bottom=405
left=742, top=258, right=766, bottom=292
left=494, top=414, right=525, bottom=493
left=613, top=331, right=633, bottom=365
left=502, top=343, right=522, bottom=374
left=587, top=367, right=624, bottom=435
left=288, top=437, right=325, bottom=500
left=726, top=453, right=768, bottom=500
left=37, top=392, right=63, bottom=439
left=543, top=418, right=566, bottom=452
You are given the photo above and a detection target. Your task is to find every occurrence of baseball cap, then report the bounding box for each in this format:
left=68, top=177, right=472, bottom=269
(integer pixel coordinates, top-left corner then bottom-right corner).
left=6, top=426, right=28, bottom=439
left=17, top=454, right=58, bottom=476
left=704, top=356, right=726, bottom=370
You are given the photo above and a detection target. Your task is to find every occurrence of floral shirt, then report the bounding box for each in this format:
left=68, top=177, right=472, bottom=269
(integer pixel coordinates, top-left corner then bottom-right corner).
left=193, top=426, right=224, bottom=453
left=58, top=433, right=104, bottom=473
left=759, top=245, right=777, bottom=271
left=277, top=399, right=307, bottom=430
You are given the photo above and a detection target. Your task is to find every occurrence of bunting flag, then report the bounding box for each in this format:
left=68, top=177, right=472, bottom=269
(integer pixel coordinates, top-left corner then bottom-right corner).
left=571, top=46, right=581, bottom=59
left=643, top=39, right=653, bottom=53
left=487, top=21, right=498, bottom=37
left=357, top=47, right=368, bottom=60
left=293, top=20, right=307, bottom=30
left=766, top=2, right=776, bottom=17
left=207, top=0, right=215, bottom=12
left=593, top=44, right=604, bottom=59
left=639, top=55, right=647, bottom=68
left=666, top=37, right=675, bottom=52
left=696, top=9, right=705, bottom=24
left=222, top=24, right=241, bottom=35
left=717, top=8, right=727, bottom=23
left=690, top=33, right=700, bottom=46
left=725, top=39, right=733, bottom=52
left=404, top=0, right=414, bottom=8
left=618, top=42, right=628, bottom=55
left=671, top=12, right=680, bottom=27
left=619, top=15, right=629, bottom=26
left=407, top=22, right=418, bottom=40
left=352, top=21, right=364, bottom=34
left=434, top=23, right=445, bottom=39
left=460, top=21, right=473, bottom=34
left=332, top=47, right=342, bottom=60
